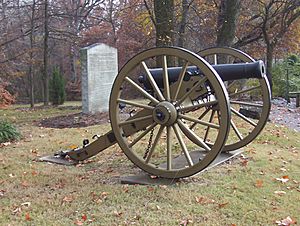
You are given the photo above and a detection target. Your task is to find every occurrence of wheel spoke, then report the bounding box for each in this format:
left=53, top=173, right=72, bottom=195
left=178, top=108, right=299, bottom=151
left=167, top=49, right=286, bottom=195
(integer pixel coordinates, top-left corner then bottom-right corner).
left=177, top=119, right=211, bottom=152
left=190, top=108, right=211, bottom=130
left=125, top=77, right=159, bottom=104
left=230, top=100, right=263, bottom=108
left=204, top=110, right=215, bottom=142
left=180, top=100, right=218, bottom=112
left=145, top=125, right=165, bottom=163
left=213, top=54, right=217, bottom=65
left=227, top=80, right=237, bottom=90
left=162, top=55, right=171, bottom=101
left=141, top=61, right=165, bottom=101
left=166, top=126, right=172, bottom=170
left=172, top=123, right=193, bottom=167
left=172, top=61, right=189, bottom=101
left=119, top=114, right=153, bottom=126
left=231, top=107, right=257, bottom=127
left=117, top=98, right=154, bottom=110
left=129, top=122, right=158, bottom=148
left=176, top=76, right=208, bottom=105
left=179, top=113, right=220, bottom=129
left=230, top=120, right=243, bottom=140
left=229, top=85, right=261, bottom=98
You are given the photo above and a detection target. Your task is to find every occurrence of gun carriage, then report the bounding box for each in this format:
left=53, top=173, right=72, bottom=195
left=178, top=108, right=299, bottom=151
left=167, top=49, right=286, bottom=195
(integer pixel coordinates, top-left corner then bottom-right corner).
left=42, top=47, right=271, bottom=179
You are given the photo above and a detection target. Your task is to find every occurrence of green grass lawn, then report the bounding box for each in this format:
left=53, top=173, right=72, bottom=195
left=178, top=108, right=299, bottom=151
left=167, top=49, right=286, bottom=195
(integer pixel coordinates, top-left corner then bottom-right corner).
left=0, top=102, right=299, bottom=225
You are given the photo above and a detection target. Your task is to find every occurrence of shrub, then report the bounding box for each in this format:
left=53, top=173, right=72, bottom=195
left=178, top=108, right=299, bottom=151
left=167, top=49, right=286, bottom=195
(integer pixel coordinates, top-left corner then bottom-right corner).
left=272, top=55, right=300, bottom=97
left=0, top=120, right=21, bottom=143
left=49, top=67, right=66, bottom=105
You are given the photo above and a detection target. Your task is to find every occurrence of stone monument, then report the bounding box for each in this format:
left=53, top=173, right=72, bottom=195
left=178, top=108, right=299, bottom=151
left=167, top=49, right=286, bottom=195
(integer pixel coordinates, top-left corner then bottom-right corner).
left=81, top=43, right=118, bottom=113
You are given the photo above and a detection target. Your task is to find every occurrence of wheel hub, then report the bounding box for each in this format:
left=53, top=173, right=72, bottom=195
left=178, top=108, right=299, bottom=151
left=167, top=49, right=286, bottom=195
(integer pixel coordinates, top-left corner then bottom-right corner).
left=153, top=101, right=177, bottom=126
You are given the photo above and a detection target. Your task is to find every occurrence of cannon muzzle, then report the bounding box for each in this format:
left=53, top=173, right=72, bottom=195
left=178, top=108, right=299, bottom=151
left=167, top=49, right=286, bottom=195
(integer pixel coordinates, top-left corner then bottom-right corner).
left=138, top=60, right=265, bottom=90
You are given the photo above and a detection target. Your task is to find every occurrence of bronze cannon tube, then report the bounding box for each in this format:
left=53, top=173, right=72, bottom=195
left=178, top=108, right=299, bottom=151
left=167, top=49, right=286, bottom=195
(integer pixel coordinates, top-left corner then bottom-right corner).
left=138, top=60, right=265, bottom=90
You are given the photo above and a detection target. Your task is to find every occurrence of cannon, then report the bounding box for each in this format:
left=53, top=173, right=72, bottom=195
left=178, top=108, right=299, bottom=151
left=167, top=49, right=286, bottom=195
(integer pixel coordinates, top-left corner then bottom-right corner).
left=41, top=47, right=271, bottom=179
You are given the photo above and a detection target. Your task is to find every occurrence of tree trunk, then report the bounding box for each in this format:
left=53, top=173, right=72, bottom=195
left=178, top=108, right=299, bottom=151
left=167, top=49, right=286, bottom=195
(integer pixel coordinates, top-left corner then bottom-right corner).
left=29, top=0, right=36, bottom=108
left=43, top=0, right=49, bottom=105
left=154, top=0, right=174, bottom=47
left=178, top=0, right=189, bottom=48
left=266, top=43, right=274, bottom=91
left=216, top=0, right=241, bottom=48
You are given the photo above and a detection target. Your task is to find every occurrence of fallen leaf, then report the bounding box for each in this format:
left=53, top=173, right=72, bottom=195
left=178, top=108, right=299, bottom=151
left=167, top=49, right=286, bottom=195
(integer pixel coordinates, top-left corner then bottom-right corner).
left=21, top=181, right=29, bottom=187
left=69, top=145, right=78, bottom=150
left=255, top=180, right=263, bottom=188
left=114, top=211, right=123, bottom=217
left=0, top=190, right=5, bottom=197
left=12, top=207, right=22, bottom=215
left=31, top=171, right=38, bottom=176
left=21, top=202, right=31, bottom=207
left=74, top=219, right=83, bottom=225
left=133, top=215, right=141, bottom=220
left=241, top=159, right=248, bottom=167
left=276, top=176, right=289, bottom=183
left=280, top=168, right=287, bottom=172
left=122, top=185, right=129, bottom=193
left=292, top=180, right=299, bottom=184
left=25, top=212, right=31, bottom=221
left=218, top=202, right=229, bottom=208
left=275, top=216, right=296, bottom=225
left=274, top=191, right=286, bottom=196
left=62, top=196, right=73, bottom=203
left=195, top=196, right=215, bottom=204
left=81, top=214, right=87, bottom=221
left=159, top=185, right=168, bottom=189
left=147, top=186, right=155, bottom=192
left=101, top=192, right=109, bottom=199
left=179, top=219, right=193, bottom=226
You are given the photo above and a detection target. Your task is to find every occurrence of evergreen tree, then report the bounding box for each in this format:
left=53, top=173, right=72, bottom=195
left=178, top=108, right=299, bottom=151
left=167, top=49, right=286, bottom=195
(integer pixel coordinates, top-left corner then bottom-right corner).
left=49, top=67, right=66, bottom=105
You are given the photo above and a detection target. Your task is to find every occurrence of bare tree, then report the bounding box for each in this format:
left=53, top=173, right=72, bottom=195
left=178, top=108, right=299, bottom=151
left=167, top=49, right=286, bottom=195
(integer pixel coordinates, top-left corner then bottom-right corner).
left=260, top=0, right=300, bottom=88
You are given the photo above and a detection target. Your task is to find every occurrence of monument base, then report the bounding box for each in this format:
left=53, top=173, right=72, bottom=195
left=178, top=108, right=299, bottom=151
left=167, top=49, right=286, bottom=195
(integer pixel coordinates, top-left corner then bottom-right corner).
left=120, top=149, right=242, bottom=185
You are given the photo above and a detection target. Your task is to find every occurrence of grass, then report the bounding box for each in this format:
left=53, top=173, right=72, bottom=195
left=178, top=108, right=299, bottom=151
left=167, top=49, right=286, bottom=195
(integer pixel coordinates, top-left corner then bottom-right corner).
left=0, top=102, right=299, bottom=225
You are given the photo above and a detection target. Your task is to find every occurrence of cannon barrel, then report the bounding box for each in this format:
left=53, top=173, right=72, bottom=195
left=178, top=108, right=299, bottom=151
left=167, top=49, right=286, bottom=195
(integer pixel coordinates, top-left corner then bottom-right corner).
left=138, top=60, right=265, bottom=90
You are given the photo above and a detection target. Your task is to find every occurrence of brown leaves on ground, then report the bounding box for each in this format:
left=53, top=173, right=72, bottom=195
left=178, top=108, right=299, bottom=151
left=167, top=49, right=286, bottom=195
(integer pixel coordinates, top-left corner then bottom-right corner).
left=113, top=211, right=123, bottom=217
left=90, top=191, right=109, bottom=204
left=275, top=175, right=290, bottom=183
left=255, top=179, right=263, bottom=188
left=62, top=195, right=74, bottom=203
left=25, top=212, right=31, bottom=221
left=179, top=219, right=193, bottom=226
left=195, top=196, right=215, bottom=205
left=274, top=191, right=286, bottom=196
left=195, top=196, right=229, bottom=209
left=275, top=216, right=297, bottom=226
left=74, top=214, right=89, bottom=225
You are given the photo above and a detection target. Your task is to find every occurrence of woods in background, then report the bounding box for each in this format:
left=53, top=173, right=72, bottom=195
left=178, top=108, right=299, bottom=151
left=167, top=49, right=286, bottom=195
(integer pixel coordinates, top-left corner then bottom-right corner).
left=0, top=0, right=299, bottom=106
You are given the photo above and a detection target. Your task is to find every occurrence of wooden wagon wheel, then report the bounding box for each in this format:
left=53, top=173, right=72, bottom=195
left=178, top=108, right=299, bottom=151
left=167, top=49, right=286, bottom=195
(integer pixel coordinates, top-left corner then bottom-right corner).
left=109, top=47, right=230, bottom=178
left=198, top=47, right=271, bottom=152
